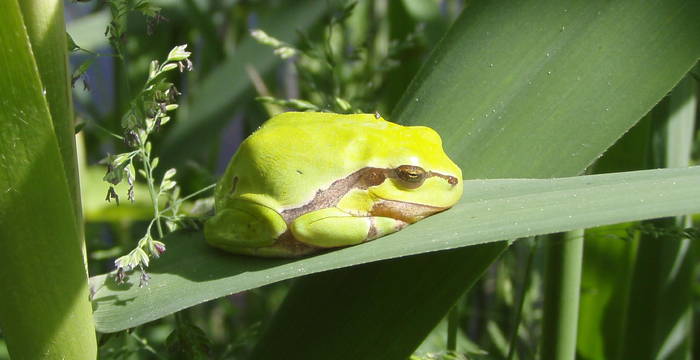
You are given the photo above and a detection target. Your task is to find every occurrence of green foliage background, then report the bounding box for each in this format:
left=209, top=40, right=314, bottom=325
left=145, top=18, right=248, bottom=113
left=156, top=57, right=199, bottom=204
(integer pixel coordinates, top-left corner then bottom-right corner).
left=0, top=0, right=699, bottom=359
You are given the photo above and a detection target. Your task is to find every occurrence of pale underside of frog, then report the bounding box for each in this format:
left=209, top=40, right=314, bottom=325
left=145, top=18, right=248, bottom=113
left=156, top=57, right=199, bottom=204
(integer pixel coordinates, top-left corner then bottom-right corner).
left=204, top=112, right=463, bottom=257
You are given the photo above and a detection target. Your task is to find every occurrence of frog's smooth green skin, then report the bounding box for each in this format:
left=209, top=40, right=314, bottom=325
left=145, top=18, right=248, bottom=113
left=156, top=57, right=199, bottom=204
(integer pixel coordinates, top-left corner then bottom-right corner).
left=204, top=112, right=463, bottom=257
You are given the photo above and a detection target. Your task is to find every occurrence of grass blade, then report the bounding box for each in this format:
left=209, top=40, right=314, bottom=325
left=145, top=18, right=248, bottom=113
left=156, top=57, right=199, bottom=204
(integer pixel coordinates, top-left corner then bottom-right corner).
left=20, top=0, right=83, bottom=226
left=91, top=166, right=700, bottom=333
left=0, top=1, right=96, bottom=357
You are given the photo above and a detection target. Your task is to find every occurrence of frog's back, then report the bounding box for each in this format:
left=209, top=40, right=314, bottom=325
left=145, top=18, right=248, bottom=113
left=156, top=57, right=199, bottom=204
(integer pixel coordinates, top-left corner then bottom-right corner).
left=259, top=112, right=398, bottom=144
left=227, top=112, right=446, bottom=209
left=252, top=112, right=442, bottom=162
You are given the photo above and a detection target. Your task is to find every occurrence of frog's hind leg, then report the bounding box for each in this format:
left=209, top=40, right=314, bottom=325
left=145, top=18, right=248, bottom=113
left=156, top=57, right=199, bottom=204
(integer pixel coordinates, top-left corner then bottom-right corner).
left=204, top=200, right=287, bottom=253
left=290, top=208, right=407, bottom=248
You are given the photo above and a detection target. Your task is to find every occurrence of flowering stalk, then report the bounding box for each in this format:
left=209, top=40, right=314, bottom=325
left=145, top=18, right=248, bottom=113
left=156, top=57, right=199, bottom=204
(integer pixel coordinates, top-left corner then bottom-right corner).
left=103, top=45, right=194, bottom=286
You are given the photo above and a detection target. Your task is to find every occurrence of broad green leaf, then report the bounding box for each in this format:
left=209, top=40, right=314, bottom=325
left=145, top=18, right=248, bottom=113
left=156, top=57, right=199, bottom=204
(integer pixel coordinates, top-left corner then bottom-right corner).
left=394, top=4, right=699, bottom=177
left=20, top=0, right=82, bottom=225
left=91, top=166, right=700, bottom=332
left=0, top=0, right=96, bottom=358
left=256, top=0, right=700, bottom=359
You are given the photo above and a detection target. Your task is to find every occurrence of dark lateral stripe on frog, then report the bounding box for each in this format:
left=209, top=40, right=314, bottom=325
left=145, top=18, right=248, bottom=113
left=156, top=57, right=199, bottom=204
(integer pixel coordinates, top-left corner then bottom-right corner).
left=280, top=166, right=456, bottom=224
left=267, top=166, right=454, bottom=257
left=269, top=201, right=439, bottom=257
left=367, top=217, right=379, bottom=239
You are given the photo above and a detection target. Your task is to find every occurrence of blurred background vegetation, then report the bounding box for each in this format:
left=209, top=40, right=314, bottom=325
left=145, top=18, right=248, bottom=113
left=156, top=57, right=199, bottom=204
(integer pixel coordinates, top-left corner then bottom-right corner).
left=29, top=1, right=475, bottom=358
left=0, top=0, right=698, bottom=359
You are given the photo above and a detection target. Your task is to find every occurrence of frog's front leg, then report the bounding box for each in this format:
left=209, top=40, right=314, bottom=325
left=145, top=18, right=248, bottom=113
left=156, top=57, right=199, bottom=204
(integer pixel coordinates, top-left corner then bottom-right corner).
left=290, top=208, right=407, bottom=248
left=204, top=199, right=288, bottom=253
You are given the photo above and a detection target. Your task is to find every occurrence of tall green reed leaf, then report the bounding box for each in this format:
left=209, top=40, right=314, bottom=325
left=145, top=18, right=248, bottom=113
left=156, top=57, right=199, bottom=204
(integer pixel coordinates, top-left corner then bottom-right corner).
left=0, top=0, right=96, bottom=358
left=91, top=166, right=700, bottom=333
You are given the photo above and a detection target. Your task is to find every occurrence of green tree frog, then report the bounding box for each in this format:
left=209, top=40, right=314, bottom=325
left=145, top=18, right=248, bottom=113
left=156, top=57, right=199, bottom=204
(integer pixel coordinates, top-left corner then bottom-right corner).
left=204, top=112, right=463, bottom=257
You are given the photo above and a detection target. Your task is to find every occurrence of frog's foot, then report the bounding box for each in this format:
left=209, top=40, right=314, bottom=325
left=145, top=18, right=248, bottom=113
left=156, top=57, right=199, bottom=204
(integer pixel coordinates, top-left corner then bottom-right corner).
left=290, top=207, right=407, bottom=248
left=204, top=201, right=287, bottom=252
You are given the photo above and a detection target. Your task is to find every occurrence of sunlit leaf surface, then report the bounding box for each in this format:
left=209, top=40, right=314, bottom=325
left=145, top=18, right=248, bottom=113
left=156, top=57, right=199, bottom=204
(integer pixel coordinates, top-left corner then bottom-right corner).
left=91, top=166, right=700, bottom=332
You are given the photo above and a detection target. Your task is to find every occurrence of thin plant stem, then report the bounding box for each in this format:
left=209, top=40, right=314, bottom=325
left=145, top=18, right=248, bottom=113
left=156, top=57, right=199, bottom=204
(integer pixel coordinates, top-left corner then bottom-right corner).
left=540, top=230, right=584, bottom=360
left=506, top=238, right=537, bottom=360
left=89, top=120, right=124, bottom=140
left=161, top=183, right=216, bottom=215
left=129, top=331, right=167, bottom=360
left=446, top=305, right=458, bottom=351
left=140, top=147, right=163, bottom=238
left=109, top=45, right=192, bottom=278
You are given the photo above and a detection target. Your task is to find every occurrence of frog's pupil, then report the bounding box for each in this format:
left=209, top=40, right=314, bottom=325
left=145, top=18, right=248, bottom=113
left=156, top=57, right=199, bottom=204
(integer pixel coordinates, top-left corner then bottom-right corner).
left=396, top=165, right=426, bottom=185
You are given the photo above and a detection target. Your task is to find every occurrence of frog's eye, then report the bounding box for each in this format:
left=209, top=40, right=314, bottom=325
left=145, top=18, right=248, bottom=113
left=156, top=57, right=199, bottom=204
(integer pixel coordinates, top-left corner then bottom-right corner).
left=395, top=165, right=427, bottom=189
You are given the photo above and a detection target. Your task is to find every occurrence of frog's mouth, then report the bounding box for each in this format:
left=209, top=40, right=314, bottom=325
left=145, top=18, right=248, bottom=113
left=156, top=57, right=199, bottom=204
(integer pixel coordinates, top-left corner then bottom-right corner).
left=370, top=199, right=448, bottom=224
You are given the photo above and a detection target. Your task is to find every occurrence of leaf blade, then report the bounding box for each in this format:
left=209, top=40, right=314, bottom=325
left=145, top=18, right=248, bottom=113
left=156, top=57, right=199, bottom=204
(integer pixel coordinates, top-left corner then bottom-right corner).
left=91, top=166, right=700, bottom=332
left=0, top=0, right=96, bottom=357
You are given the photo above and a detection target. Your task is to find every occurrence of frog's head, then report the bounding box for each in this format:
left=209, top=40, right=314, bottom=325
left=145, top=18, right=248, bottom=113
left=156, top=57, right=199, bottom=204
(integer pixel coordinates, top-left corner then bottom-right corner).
left=363, top=125, right=463, bottom=223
